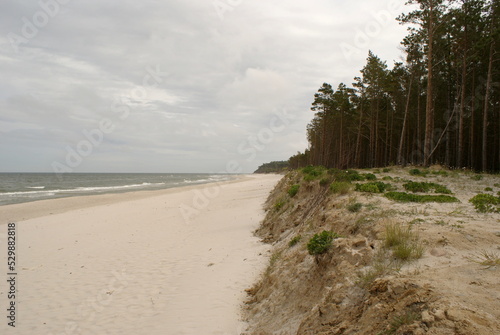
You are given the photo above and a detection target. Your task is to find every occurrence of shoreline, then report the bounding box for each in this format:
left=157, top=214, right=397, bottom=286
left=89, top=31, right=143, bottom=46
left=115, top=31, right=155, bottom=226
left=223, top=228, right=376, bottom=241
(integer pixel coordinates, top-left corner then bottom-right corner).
left=0, top=173, right=282, bottom=334
left=0, top=174, right=253, bottom=223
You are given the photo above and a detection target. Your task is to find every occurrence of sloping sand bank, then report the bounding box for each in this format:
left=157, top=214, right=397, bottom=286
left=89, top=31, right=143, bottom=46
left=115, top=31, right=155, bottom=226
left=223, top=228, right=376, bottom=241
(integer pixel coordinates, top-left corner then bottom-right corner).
left=0, top=174, right=282, bottom=334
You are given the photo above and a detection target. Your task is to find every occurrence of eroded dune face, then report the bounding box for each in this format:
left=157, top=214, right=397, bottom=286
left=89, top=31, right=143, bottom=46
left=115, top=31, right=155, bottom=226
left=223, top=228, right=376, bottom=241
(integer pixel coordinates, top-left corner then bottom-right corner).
left=245, top=167, right=500, bottom=335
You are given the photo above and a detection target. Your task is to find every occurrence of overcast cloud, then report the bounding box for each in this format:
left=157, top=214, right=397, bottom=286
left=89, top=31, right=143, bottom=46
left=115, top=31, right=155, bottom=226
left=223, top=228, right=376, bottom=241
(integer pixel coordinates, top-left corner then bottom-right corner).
left=0, top=0, right=409, bottom=173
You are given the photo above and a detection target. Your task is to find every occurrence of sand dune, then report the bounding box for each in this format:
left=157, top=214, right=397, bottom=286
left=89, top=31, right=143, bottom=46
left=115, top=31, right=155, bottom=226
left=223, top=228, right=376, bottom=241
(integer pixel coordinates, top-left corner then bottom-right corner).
left=0, top=174, right=282, bottom=335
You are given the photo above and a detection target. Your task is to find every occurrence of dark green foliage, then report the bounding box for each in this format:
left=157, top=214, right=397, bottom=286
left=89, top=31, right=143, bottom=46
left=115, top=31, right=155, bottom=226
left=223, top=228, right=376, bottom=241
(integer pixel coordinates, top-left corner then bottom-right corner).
left=382, top=176, right=393, bottom=181
left=288, top=184, right=300, bottom=197
left=409, top=169, right=429, bottom=177
left=382, top=168, right=391, bottom=173
left=485, top=187, right=493, bottom=192
left=302, top=166, right=326, bottom=181
left=469, top=194, right=500, bottom=213
left=319, top=177, right=331, bottom=186
left=471, top=174, right=483, bottom=181
left=254, top=161, right=289, bottom=174
left=288, top=235, right=302, bottom=247
left=355, top=182, right=392, bottom=193
left=363, top=173, right=377, bottom=180
left=385, top=192, right=459, bottom=203
left=347, top=202, right=363, bottom=212
left=403, top=181, right=452, bottom=194
left=307, top=231, right=339, bottom=255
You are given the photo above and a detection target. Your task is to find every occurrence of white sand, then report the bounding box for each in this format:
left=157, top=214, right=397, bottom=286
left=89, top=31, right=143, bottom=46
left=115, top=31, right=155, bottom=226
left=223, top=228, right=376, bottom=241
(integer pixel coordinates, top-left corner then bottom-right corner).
left=0, top=174, right=282, bottom=335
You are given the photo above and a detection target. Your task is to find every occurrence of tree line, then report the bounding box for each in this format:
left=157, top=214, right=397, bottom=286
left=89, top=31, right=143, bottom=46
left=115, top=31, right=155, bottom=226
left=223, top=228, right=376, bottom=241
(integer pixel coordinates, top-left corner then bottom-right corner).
left=289, top=0, right=500, bottom=172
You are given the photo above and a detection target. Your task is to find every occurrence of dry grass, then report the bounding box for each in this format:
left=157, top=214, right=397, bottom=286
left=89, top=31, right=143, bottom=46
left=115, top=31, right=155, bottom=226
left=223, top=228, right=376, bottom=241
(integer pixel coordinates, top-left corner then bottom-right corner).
left=468, top=250, right=500, bottom=269
left=384, top=221, right=424, bottom=261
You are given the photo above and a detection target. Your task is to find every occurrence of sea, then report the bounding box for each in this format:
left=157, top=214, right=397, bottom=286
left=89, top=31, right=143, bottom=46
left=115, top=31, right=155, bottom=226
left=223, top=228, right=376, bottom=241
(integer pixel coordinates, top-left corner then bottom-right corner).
left=0, top=173, right=237, bottom=206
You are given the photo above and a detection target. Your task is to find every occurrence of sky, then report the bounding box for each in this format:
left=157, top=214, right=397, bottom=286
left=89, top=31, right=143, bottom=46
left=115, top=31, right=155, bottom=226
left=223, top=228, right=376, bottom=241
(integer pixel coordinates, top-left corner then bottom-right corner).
left=0, top=0, right=411, bottom=173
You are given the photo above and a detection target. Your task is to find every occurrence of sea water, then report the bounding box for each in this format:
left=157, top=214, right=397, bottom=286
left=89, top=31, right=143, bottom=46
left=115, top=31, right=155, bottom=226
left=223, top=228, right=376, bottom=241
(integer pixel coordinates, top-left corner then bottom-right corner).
left=0, top=173, right=235, bottom=206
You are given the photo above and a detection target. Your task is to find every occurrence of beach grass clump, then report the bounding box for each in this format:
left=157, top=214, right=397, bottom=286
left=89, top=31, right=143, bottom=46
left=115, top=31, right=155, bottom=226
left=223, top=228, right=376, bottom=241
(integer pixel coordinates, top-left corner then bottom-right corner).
left=485, top=187, right=493, bottom=192
left=469, top=193, right=500, bottom=213
left=288, top=184, right=300, bottom=197
left=355, top=181, right=392, bottom=193
left=403, top=181, right=452, bottom=194
left=468, top=250, right=500, bottom=269
left=319, top=177, right=331, bottom=186
left=288, top=235, right=302, bottom=247
left=383, top=168, right=392, bottom=173
left=471, top=174, right=483, bottom=181
left=307, top=231, right=339, bottom=255
left=384, top=223, right=424, bottom=261
left=385, top=192, right=459, bottom=203
left=330, top=181, right=353, bottom=195
left=347, top=202, right=363, bottom=213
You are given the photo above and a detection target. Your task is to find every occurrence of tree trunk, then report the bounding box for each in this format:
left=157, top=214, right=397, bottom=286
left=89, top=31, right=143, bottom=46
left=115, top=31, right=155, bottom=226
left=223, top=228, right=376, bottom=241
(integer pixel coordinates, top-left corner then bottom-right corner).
left=482, top=40, right=494, bottom=171
left=355, top=106, right=364, bottom=167
left=398, top=76, right=413, bottom=166
left=424, top=1, right=435, bottom=166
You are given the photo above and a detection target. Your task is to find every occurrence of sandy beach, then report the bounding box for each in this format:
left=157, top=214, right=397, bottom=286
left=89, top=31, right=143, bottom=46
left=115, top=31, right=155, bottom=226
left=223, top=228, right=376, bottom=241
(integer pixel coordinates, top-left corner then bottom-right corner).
left=0, top=174, right=282, bottom=335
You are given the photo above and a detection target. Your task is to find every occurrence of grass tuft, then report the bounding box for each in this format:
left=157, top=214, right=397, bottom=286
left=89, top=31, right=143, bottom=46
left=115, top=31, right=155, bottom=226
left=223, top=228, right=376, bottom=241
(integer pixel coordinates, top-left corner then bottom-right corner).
left=384, top=222, right=424, bottom=261
left=468, top=250, right=500, bottom=269
left=288, top=235, right=302, bottom=247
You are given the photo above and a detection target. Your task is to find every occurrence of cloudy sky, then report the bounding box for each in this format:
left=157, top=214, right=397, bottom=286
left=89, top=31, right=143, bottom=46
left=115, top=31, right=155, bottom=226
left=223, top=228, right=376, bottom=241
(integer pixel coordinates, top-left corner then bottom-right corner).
left=0, top=0, right=410, bottom=173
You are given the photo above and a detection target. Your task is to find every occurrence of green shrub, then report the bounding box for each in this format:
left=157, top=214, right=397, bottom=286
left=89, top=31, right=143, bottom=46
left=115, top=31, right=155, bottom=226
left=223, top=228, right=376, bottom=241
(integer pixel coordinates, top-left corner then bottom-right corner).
left=383, top=168, right=391, bottom=173
left=307, top=231, right=339, bottom=255
left=319, top=177, right=331, bottom=186
left=433, top=184, right=452, bottom=194
left=409, top=168, right=428, bottom=176
left=289, top=235, right=302, bottom=247
left=471, top=174, right=483, bottom=181
left=330, top=181, right=352, bottom=195
left=469, top=194, right=500, bottom=213
left=382, top=176, right=393, bottom=181
left=363, top=173, right=377, bottom=180
left=403, top=181, right=452, bottom=194
left=385, top=192, right=459, bottom=203
left=485, top=187, right=493, bottom=192
left=302, top=166, right=326, bottom=181
left=288, top=184, right=300, bottom=197
left=347, top=202, right=363, bottom=212
left=355, top=182, right=392, bottom=193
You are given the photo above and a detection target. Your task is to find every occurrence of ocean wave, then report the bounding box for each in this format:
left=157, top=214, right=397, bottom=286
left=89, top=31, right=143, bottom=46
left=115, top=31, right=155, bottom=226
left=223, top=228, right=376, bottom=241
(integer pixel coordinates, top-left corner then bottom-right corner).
left=0, top=182, right=166, bottom=198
